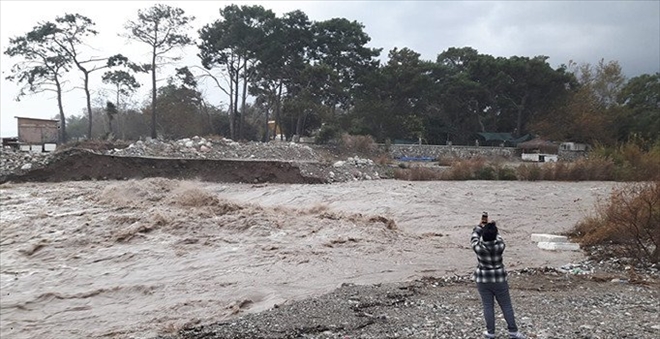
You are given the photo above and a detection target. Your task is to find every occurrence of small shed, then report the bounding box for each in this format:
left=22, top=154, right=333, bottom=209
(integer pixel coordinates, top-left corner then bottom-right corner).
left=559, top=142, right=589, bottom=152
left=517, top=138, right=559, bottom=154
left=518, top=138, right=559, bottom=162
left=558, top=142, right=590, bottom=161
left=15, top=116, right=59, bottom=152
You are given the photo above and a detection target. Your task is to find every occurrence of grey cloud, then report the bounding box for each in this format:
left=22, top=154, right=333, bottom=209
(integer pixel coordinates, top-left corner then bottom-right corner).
left=313, top=1, right=659, bottom=76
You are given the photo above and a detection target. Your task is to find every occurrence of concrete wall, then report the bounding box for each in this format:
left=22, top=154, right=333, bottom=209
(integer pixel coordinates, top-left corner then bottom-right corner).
left=383, top=144, right=517, bottom=160
left=522, top=153, right=558, bottom=162
left=558, top=150, right=589, bottom=161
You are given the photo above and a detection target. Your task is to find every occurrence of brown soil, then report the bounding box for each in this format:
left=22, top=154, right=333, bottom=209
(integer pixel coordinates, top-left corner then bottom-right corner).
left=0, top=149, right=325, bottom=184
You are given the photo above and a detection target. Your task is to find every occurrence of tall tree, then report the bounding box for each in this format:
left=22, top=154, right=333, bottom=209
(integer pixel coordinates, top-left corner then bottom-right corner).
left=434, top=48, right=575, bottom=143
left=45, top=13, right=132, bottom=139
left=4, top=23, right=72, bottom=142
left=124, top=4, right=194, bottom=139
left=529, top=60, right=625, bottom=145
left=617, top=73, right=660, bottom=142
left=101, top=70, right=141, bottom=110
left=310, top=18, right=381, bottom=114
left=199, top=4, right=275, bottom=140
left=102, top=70, right=141, bottom=139
left=152, top=71, right=210, bottom=139
left=491, top=56, right=576, bottom=137
left=251, top=10, right=312, bottom=141
left=354, top=47, right=436, bottom=142
left=434, top=48, right=493, bottom=143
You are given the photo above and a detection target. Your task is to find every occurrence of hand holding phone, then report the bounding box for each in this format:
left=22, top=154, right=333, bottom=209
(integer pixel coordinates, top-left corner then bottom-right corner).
left=480, top=212, right=488, bottom=226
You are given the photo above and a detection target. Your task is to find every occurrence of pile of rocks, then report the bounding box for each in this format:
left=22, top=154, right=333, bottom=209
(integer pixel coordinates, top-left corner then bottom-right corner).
left=0, top=149, right=55, bottom=177
left=105, top=136, right=322, bottom=162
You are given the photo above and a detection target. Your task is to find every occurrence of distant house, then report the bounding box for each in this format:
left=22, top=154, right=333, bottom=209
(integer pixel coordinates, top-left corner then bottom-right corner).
left=559, top=142, right=589, bottom=152
left=559, top=142, right=590, bottom=161
left=518, top=138, right=559, bottom=162
left=14, top=116, right=59, bottom=152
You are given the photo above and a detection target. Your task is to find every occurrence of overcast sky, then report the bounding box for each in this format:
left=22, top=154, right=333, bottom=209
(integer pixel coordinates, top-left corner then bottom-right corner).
left=1, top=0, right=659, bottom=138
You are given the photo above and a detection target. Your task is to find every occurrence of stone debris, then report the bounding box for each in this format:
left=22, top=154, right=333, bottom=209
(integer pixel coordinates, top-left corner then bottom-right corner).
left=104, top=137, right=322, bottom=161
left=0, top=148, right=55, bottom=177
left=558, top=262, right=594, bottom=275
left=1, top=137, right=387, bottom=183
left=537, top=241, right=581, bottom=251
left=159, top=263, right=659, bottom=339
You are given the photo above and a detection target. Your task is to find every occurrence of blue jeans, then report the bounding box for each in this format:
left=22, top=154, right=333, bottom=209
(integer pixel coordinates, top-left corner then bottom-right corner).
left=476, top=281, right=518, bottom=334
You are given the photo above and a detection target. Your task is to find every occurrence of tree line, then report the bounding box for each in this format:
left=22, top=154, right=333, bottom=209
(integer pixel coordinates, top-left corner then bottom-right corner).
left=5, top=4, right=659, bottom=146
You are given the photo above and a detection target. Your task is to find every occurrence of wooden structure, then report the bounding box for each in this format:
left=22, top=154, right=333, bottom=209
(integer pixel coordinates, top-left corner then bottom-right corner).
left=14, top=116, right=59, bottom=152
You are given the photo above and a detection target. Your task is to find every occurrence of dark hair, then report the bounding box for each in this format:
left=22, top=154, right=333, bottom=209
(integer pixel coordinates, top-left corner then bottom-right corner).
left=482, top=222, right=498, bottom=241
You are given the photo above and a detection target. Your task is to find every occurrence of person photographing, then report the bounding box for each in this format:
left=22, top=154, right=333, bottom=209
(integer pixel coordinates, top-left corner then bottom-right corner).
left=471, top=212, right=525, bottom=339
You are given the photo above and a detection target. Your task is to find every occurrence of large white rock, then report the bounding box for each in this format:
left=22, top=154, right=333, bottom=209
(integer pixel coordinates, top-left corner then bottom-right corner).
left=537, top=242, right=580, bottom=251
left=531, top=233, right=568, bottom=243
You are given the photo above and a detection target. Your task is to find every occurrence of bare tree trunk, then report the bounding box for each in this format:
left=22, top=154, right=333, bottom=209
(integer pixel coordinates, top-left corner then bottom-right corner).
left=116, top=87, right=120, bottom=109
left=240, top=64, right=248, bottom=141
left=151, top=45, right=157, bottom=139
left=233, top=57, right=240, bottom=140
left=56, top=78, right=67, bottom=143
left=228, top=79, right=235, bottom=140
left=515, top=93, right=529, bottom=138
left=82, top=72, right=93, bottom=139
left=276, top=81, right=283, bottom=141
left=150, top=22, right=159, bottom=140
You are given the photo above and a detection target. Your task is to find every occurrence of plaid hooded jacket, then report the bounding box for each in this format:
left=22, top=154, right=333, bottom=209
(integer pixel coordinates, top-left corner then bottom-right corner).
left=471, top=226, right=508, bottom=283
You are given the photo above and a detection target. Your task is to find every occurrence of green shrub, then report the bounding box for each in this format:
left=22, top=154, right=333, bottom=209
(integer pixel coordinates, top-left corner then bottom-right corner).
left=475, top=166, right=496, bottom=180
left=315, top=125, right=341, bottom=144
left=497, top=167, right=518, bottom=180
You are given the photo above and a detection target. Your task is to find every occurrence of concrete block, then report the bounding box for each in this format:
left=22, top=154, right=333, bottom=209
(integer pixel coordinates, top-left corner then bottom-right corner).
left=30, top=144, right=43, bottom=153
left=531, top=233, right=568, bottom=243
left=538, top=242, right=580, bottom=251
left=44, top=143, right=57, bottom=152
left=19, top=145, right=30, bottom=152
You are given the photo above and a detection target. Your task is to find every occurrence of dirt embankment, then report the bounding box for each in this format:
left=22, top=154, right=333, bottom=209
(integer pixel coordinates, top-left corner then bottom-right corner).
left=0, top=137, right=387, bottom=184
left=0, top=149, right=325, bottom=184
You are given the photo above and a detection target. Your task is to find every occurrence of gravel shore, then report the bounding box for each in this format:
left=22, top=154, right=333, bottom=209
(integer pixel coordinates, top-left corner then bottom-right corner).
left=157, top=266, right=659, bottom=339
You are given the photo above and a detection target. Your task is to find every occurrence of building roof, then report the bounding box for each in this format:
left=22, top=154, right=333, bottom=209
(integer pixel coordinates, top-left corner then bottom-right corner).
left=517, top=138, right=559, bottom=153
left=14, top=116, right=59, bottom=122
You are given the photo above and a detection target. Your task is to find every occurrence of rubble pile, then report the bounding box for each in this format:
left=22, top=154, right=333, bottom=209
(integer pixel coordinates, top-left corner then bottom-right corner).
left=0, top=137, right=388, bottom=183
left=0, top=149, right=55, bottom=177
left=105, top=136, right=322, bottom=162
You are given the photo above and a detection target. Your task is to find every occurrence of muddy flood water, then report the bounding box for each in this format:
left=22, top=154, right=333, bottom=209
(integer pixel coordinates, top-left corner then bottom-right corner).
left=0, top=179, right=619, bottom=338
